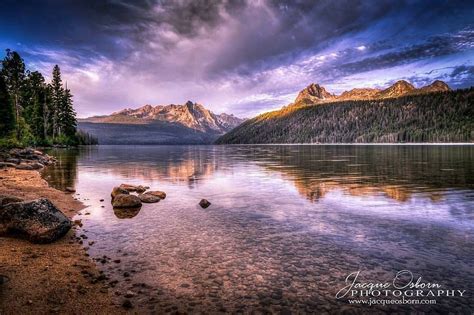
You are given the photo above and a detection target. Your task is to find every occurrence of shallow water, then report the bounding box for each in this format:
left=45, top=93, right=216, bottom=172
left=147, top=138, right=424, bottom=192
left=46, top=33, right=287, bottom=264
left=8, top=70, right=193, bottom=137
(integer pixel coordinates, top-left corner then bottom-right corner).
left=43, top=145, right=474, bottom=313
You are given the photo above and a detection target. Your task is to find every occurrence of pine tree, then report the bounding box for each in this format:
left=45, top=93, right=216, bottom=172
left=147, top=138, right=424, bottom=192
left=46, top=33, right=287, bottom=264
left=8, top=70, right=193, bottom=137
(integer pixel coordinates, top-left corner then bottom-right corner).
left=1, top=49, right=26, bottom=139
left=0, top=75, right=15, bottom=137
left=61, top=83, right=77, bottom=138
left=24, top=71, right=47, bottom=142
left=51, top=65, right=63, bottom=139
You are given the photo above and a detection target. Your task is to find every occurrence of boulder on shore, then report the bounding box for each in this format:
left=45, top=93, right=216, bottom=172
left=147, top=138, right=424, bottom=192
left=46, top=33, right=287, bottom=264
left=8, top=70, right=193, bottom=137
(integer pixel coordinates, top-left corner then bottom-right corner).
left=111, top=187, right=129, bottom=200
left=112, top=194, right=142, bottom=208
left=138, top=194, right=161, bottom=203
left=0, top=198, right=72, bottom=243
left=144, top=191, right=166, bottom=200
left=199, top=199, right=211, bottom=209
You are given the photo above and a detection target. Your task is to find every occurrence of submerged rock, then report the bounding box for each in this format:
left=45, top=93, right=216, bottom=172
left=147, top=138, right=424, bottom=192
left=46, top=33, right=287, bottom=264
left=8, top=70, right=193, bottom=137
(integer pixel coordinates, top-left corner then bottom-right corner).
left=0, top=195, right=24, bottom=207
left=113, top=206, right=141, bottom=219
left=0, top=198, right=72, bottom=243
left=137, top=194, right=161, bottom=203
left=112, top=194, right=142, bottom=208
left=111, top=187, right=129, bottom=200
left=199, top=199, right=211, bottom=209
left=144, top=191, right=166, bottom=200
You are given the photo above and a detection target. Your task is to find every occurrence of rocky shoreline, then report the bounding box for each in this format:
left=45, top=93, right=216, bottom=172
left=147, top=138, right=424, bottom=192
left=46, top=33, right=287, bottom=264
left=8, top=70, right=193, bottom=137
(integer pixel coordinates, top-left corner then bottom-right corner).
left=0, top=147, right=57, bottom=170
left=0, top=149, right=124, bottom=314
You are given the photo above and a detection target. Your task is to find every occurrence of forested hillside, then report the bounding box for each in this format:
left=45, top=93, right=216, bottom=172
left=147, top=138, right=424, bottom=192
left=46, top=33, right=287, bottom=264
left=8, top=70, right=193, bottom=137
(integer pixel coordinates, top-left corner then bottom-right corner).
left=216, top=88, right=474, bottom=144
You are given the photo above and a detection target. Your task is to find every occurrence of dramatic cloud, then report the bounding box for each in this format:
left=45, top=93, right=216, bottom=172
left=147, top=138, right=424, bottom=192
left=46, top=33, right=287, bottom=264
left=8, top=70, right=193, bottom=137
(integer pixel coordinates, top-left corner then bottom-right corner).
left=0, top=0, right=473, bottom=118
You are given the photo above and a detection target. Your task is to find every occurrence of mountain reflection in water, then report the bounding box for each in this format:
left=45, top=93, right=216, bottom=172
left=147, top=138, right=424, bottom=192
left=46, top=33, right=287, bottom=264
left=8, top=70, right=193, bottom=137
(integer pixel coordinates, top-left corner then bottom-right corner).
left=43, top=145, right=473, bottom=205
left=42, top=145, right=474, bottom=313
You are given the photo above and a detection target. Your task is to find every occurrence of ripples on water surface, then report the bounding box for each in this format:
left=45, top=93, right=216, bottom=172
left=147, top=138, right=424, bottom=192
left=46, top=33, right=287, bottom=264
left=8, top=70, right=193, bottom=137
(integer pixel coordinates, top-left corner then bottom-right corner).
left=43, top=145, right=474, bottom=313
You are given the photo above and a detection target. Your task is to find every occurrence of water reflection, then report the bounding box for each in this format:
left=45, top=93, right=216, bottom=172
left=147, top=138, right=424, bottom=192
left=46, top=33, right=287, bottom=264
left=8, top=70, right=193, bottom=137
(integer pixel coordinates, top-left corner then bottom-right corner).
left=239, top=145, right=473, bottom=203
left=47, top=145, right=474, bottom=204
left=43, top=145, right=474, bottom=313
left=41, top=147, right=80, bottom=190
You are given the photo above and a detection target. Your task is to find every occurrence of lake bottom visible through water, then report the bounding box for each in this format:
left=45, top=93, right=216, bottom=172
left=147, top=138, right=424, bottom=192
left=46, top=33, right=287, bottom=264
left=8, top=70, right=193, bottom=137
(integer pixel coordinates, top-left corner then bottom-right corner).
left=42, top=145, right=474, bottom=314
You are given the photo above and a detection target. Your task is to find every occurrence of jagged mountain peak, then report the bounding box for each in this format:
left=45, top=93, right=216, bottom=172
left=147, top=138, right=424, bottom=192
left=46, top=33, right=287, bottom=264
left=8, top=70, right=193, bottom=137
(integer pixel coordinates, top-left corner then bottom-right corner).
left=294, top=83, right=335, bottom=104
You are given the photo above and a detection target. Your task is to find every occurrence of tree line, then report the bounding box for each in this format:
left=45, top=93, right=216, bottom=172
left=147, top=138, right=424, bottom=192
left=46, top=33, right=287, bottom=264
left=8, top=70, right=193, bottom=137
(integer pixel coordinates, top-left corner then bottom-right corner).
left=216, top=88, right=474, bottom=144
left=0, top=49, right=97, bottom=147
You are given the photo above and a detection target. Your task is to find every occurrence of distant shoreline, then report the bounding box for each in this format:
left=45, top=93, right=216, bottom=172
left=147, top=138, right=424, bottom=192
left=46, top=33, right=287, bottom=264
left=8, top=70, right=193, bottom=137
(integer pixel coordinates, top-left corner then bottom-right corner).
left=230, top=142, right=474, bottom=146
left=67, top=142, right=474, bottom=147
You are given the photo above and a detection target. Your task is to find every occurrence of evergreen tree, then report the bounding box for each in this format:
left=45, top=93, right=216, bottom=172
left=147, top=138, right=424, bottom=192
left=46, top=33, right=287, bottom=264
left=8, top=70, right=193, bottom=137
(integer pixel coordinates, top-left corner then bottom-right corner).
left=1, top=49, right=26, bottom=139
left=24, top=71, right=47, bottom=142
left=51, top=64, right=63, bottom=138
left=61, top=83, right=77, bottom=138
left=0, top=75, right=15, bottom=137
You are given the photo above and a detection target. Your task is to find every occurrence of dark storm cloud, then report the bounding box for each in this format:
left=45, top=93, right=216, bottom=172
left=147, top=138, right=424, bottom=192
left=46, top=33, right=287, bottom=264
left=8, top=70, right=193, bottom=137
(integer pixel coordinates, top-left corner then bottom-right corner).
left=450, top=65, right=474, bottom=78
left=315, top=29, right=474, bottom=82
left=0, top=0, right=400, bottom=72
left=201, top=0, right=400, bottom=76
left=447, top=65, right=474, bottom=88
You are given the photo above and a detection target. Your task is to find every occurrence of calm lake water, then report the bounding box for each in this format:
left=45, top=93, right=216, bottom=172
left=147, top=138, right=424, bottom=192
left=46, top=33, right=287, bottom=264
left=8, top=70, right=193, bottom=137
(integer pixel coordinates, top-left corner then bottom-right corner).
left=42, top=145, right=474, bottom=314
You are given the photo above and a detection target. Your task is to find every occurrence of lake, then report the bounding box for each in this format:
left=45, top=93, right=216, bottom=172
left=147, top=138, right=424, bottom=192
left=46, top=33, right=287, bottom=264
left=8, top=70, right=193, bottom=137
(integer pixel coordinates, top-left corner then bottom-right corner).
left=42, top=145, right=474, bottom=313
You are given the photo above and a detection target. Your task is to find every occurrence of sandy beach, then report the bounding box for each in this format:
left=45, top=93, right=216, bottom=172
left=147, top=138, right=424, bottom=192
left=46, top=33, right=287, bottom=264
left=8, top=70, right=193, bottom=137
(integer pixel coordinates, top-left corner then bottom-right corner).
left=0, top=167, right=124, bottom=314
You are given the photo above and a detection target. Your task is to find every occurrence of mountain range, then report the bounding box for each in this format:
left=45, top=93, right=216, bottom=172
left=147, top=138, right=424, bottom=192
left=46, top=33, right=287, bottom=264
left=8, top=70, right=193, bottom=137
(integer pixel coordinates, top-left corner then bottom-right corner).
left=79, top=80, right=472, bottom=145
left=292, top=80, right=450, bottom=105
left=216, top=80, right=473, bottom=144
left=78, top=101, right=244, bottom=144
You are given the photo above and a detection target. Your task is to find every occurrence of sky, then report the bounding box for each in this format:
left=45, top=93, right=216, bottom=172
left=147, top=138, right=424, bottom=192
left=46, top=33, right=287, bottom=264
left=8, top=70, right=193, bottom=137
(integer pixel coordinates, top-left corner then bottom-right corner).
left=0, top=0, right=473, bottom=118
